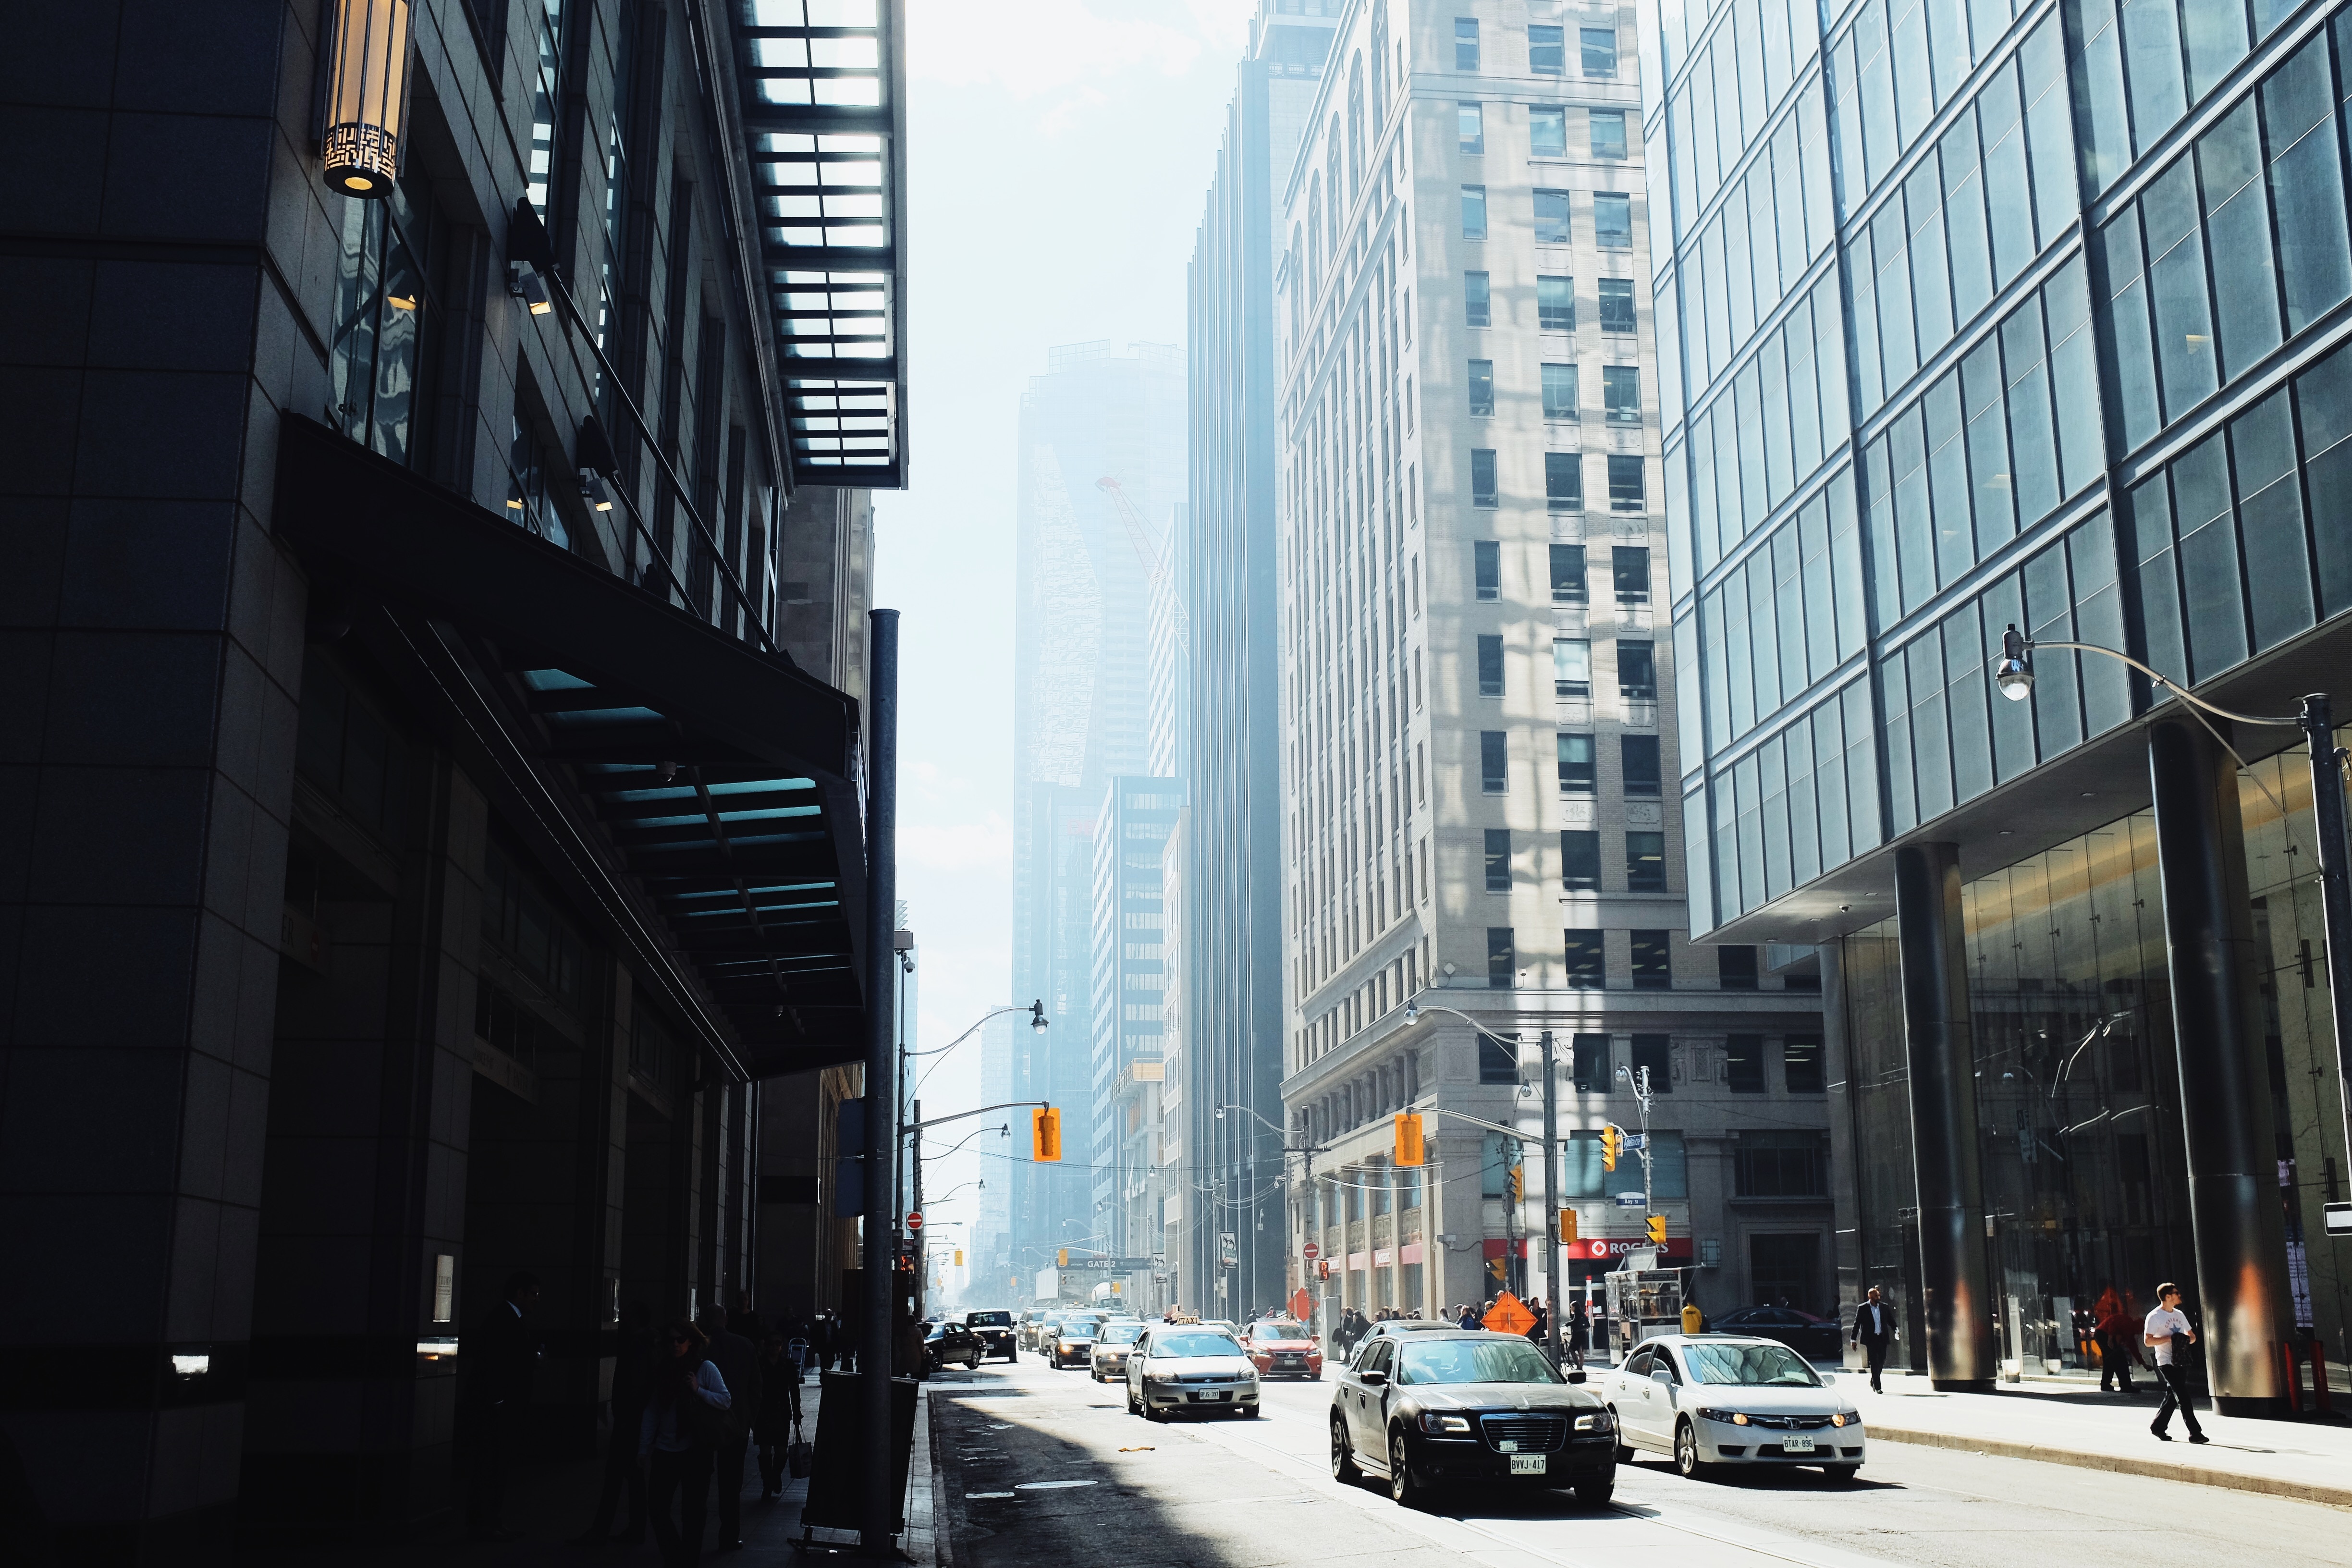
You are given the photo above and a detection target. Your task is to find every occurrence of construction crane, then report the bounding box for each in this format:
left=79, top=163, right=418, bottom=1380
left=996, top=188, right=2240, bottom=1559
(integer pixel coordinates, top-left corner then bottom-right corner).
left=1095, top=476, right=1188, bottom=652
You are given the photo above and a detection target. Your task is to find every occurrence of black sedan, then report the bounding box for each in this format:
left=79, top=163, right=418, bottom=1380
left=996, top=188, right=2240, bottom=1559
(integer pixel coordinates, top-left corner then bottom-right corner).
left=1708, top=1307, right=1843, bottom=1364
left=923, top=1320, right=983, bottom=1372
left=1329, top=1331, right=1616, bottom=1509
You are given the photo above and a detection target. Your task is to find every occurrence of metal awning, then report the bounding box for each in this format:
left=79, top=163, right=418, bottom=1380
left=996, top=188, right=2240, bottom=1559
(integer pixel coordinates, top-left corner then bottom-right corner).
left=275, top=415, right=868, bottom=1080
left=728, top=0, right=907, bottom=489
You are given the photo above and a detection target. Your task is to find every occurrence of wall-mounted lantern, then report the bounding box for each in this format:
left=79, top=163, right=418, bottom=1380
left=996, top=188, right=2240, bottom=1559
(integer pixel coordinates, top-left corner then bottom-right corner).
left=321, top=0, right=414, bottom=197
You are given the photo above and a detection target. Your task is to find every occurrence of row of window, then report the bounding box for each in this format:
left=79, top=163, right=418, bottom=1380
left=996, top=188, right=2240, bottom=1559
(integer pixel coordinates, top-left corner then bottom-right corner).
left=2073, top=0, right=2307, bottom=196
left=1461, top=186, right=1633, bottom=247
left=1476, top=731, right=1662, bottom=798
left=1469, top=449, right=1647, bottom=511
left=1473, top=636, right=1658, bottom=702
left=1654, top=0, right=1820, bottom=234
left=1560, top=1031, right=1827, bottom=1097
left=1466, top=359, right=1640, bottom=421
left=1687, top=479, right=1868, bottom=754
left=1700, top=680, right=1882, bottom=929
left=1677, top=272, right=1850, bottom=576
left=1486, top=927, right=1673, bottom=990
left=1459, top=102, right=1629, bottom=159
left=1464, top=271, right=1634, bottom=332
left=1555, top=1126, right=1830, bottom=1200
left=1455, top=18, right=1617, bottom=79
left=1486, top=827, right=1666, bottom=895
left=1472, top=541, right=1649, bottom=605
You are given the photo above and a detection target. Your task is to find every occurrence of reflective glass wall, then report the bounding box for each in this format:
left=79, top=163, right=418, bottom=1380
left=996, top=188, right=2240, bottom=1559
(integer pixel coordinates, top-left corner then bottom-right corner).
left=1836, top=752, right=2350, bottom=1373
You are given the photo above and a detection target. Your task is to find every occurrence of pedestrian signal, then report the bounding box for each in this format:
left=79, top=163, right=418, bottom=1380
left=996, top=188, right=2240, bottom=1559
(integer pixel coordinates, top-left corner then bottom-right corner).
left=1032, top=1104, right=1062, bottom=1162
left=1602, top=1126, right=1621, bottom=1171
left=1557, top=1210, right=1578, bottom=1244
left=1645, top=1214, right=1667, bottom=1246
left=1394, top=1112, right=1425, bottom=1166
left=1057, top=1247, right=1069, bottom=1268
left=1507, top=1164, right=1524, bottom=1204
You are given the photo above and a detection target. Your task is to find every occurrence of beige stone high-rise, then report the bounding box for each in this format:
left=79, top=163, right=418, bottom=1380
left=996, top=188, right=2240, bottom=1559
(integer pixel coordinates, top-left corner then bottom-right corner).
left=1274, top=0, right=1826, bottom=1333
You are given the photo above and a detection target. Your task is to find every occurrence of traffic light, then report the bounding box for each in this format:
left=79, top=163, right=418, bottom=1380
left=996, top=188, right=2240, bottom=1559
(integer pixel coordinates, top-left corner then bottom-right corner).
left=1557, top=1209, right=1578, bottom=1244
left=1057, top=1247, right=1069, bottom=1268
left=1032, top=1104, right=1062, bottom=1162
left=1645, top=1214, right=1667, bottom=1246
left=1394, top=1112, right=1425, bottom=1166
left=1601, top=1126, right=1621, bottom=1172
left=1488, top=1256, right=1507, bottom=1283
left=1507, top=1164, right=1524, bottom=1204
left=954, top=1249, right=965, bottom=1267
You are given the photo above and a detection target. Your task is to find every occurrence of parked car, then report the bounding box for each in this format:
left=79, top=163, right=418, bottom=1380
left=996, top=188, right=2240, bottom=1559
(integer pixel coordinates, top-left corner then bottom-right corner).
left=1601, top=1335, right=1862, bottom=1481
left=1707, top=1306, right=1843, bottom=1364
left=1329, top=1330, right=1615, bottom=1509
left=1045, top=1312, right=1109, bottom=1370
left=1127, top=1325, right=1260, bottom=1419
left=1238, top=1317, right=1323, bottom=1380
left=1024, top=1312, right=1065, bottom=1353
left=958, top=1309, right=1018, bottom=1361
left=1090, top=1319, right=1147, bottom=1382
left=923, top=1319, right=983, bottom=1373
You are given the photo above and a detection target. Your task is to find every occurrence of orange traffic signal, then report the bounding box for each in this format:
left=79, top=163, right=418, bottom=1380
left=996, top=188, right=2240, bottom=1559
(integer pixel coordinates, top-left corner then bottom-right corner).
left=1032, top=1105, right=1062, bottom=1162
left=1601, top=1126, right=1621, bottom=1172
left=1645, top=1214, right=1667, bottom=1246
left=1507, top=1164, right=1524, bottom=1205
left=1557, top=1210, right=1578, bottom=1244
left=1394, top=1112, right=1425, bottom=1166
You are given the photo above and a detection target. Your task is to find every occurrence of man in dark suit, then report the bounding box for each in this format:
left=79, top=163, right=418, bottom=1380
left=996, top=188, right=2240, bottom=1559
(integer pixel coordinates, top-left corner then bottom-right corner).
left=697, top=1304, right=762, bottom=1552
left=1850, top=1286, right=1896, bottom=1393
left=466, top=1271, right=542, bottom=1542
left=581, top=1299, right=655, bottom=1545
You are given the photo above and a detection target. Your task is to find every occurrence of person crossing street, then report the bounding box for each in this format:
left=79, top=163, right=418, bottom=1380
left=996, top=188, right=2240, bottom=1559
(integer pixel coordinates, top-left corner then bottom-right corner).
left=1850, top=1287, right=1895, bottom=1394
left=2144, top=1283, right=2206, bottom=1444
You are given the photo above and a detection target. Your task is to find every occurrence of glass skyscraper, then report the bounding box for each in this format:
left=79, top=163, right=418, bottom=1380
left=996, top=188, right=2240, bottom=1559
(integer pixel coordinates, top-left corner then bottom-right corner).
left=1652, top=0, right=2352, bottom=1410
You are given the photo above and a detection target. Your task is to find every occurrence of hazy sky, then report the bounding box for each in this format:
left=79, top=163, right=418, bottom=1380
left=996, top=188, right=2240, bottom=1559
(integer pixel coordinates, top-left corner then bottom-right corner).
left=871, top=2, right=1258, bottom=1267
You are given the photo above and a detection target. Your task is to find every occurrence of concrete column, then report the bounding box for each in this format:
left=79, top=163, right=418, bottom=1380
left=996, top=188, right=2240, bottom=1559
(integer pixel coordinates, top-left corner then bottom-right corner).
left=2145, top=718, right=2293, bottom=1415
left=1891, top=843, right=1997, bottom=1390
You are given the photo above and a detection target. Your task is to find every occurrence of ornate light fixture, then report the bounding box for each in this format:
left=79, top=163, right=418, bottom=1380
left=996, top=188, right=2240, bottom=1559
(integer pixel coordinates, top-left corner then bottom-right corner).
left=321, top=0, right=414, bottom=197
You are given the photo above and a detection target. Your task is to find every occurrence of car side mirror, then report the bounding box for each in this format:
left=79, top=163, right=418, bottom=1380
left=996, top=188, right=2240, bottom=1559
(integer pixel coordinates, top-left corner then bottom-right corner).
left=1566, top=1370, right=1587, bottom=1384
left=1651, top=1369, right=1673, bottom=1384
left=1360, top=1369, right=1388, bottom=1387
left=1820, top=1373, right=1838, bottom=1385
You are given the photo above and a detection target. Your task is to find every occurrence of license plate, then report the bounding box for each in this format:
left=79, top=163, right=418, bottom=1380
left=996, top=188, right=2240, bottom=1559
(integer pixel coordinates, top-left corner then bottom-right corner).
left=1780, top=1434, right=1816, bottom=1454
left=1509, top=1455, right=1547, bottom=1475
left=1194, top=1390, right=1227, bottom=1401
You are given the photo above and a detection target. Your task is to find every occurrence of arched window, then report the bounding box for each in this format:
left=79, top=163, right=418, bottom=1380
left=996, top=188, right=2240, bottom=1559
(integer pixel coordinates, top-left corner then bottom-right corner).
left=1371, top=0, right=1388, bottom=126
left=1347, top=52, right=1364, bottom=199
left=1326, top=117, right=1344, bottom=251
left=1307, top=178, right=1323, bottom=282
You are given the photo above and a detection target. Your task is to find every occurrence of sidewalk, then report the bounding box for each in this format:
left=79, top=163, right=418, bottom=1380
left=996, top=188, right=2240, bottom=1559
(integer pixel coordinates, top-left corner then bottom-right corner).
left=766, top=1374, right=946, bottom=1565
left=1850, top=1370, right=2352, bottom=1507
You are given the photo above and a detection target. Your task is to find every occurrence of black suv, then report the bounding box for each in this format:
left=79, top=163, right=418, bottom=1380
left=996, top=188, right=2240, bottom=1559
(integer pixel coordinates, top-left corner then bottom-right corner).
left=959, top=1309, right=1018, bottom=1362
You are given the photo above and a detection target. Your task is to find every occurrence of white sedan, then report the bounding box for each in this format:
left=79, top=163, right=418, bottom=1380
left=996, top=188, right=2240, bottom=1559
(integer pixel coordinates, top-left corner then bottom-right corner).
left=1127, top=1325, right=1262, bottom=1420
left=1604, top=1335, right=1862, bottom=1481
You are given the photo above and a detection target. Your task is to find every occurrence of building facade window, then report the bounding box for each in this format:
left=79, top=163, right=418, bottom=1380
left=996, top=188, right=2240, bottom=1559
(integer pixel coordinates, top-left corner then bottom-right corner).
left=1617, top=639, right=1656, bottom=700
left=1546, top=450, right=1584, bottom=510
left=1477, top=634, right=1505, bottom=696
left=1607, top=453, right=1645, bottom=511
left=1561, top=829, right=1601, bottom=890
left=1461, top=184, right=1488, bottom=238
left=1625, top=829, right=1666, bottom=890
left=1603, top=364, right=1642, bottom=423
left=1458, top=101, right=1484, bottom=154
left=1598, top=277, right=1634, bottom=332
left=1538, top=274, right=1574, bottom=331
left=1630, top=929, right=1671, bottom=990
left=1613, top=545, right=1651, bottom=603
left=1465, top=270, right=1491, bottom=326
left=1736, top=1131, right=1829, bottom=1196
left=1571, top=1032, right=1610, bottom=1090
left=1550, top=543, right=1587, bottom=603
left=1557, top=731, right=1595, bottom=792
left=1481, top=729, right=1508, bottom=791
left=1589, top=109, right=1627, bottom=159
left=1553, top=638, right=1591, bottom=698
left=1622, top=735, right=1661, bottom=798
left=1484, top=828, right=1511, bottom=892
left=1535, top=188, right=1571, bottom=244
left=1564, top=930, right=1604, bottom=986
left=1630, top=1032, right=1670, bottom=1090
left=1455, top=16, right=1480, bottom=72
left=1529, top=24, right=1564, bottom=75
left=1479, top=1031, right=1518, bottom=1085
left=1471, top=447, right=1498, bottom=505
left=1718, top=945, right=1758, bottom=989
left=1467, top=357, right=1495, bottom=415
left=1474, top=539, right=1500, bottom=599
left=1542, top=362, right=1578, bottom=419
left=1580, top=25, right=1617, bottom=77
left=1531, top=105, right=1567, bottom=157
left=1594, top=191, right=1631, bottom=248
left=1486, top=928, right=1514, bottom=990
left=1784, top=1035, right=1825, bottom=1094
left=1724, top=1034, right=1765, bottom=1091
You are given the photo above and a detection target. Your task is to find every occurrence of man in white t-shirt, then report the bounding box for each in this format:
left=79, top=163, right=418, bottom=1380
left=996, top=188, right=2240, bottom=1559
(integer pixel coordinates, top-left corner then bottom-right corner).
left=2143, top=1282, right=2206, bottom=1443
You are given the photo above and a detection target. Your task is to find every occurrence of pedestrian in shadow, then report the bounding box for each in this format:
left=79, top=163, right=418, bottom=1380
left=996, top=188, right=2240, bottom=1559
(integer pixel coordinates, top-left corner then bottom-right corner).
left=2094, top=1286, right=2137, bottom=1394
left=580, top=1300, right=655, bottom=1545
left=465, top=1270, right=541, bottom=1543
left=698, top=1303, right=761, bottom=1551
left=642, top=1320, right=731, bottom=1567
left=755, top=1330, right=805, bottom=1499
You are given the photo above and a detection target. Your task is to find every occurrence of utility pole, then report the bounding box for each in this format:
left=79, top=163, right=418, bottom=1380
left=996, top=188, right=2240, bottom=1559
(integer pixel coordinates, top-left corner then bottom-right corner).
left=859, top=608, right=899, bottom=1555
left=1540, top=1030, right=1562, bottom=1367
left=911, top=1097, right=924, bottom=1323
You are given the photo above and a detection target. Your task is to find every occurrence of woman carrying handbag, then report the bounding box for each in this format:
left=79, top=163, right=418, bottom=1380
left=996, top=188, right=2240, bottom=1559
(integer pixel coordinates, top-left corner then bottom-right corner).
left=639, top=1320, right=731, bottom=1568
left=754, top=1330, right=805, bottom=1498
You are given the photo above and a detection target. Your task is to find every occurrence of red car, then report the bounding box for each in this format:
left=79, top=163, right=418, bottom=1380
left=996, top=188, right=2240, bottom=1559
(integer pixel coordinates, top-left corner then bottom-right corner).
left=1239, top=1317, right=1323, bottom=1380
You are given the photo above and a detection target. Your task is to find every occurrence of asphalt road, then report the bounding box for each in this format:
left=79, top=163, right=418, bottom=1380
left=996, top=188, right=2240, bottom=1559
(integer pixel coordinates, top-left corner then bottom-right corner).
left=928, top=1351, right=2351, bottom=1567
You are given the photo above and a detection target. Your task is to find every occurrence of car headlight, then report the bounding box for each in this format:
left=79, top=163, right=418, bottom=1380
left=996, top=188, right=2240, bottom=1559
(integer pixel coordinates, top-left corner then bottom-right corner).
left=1574, top=1412, right=1612, bottom=1432
left=1419, top=1412, right=1473, bottom=1433
left=1695, top=1408, right=1749, bottom=1425
left=1832, top=1412, right=1851, bottom=1427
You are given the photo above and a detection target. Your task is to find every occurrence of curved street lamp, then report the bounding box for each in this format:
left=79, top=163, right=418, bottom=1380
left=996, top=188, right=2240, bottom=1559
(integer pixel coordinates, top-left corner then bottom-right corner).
left=1993, top=625, right=2352, bottom=1202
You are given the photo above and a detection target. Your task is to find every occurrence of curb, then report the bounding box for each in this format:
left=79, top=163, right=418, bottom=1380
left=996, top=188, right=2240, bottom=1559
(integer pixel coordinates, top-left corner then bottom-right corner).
left=1871, top=1426, right=2352, bottom=1509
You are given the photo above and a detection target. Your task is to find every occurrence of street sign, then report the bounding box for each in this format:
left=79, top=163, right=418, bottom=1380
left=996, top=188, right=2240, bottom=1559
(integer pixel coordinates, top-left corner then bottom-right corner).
left=1301, top=1241, right=1322, bottom=1261
left=1614, top=1192, right=1647, bottom=1207
left=1219, top=1232, right=1238, bottom=1269
left=2327, top=1201, right=2352, bottom=1237
left=906, top=1212, right=923, bottom=1231
left=1621, top=1133, right=1647, bottom=1151
left=1483, top=1292, right=1536, bottom=1335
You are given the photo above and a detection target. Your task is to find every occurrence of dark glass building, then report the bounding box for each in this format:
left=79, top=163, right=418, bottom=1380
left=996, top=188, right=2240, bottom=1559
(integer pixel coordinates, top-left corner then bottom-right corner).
left=0, top=1, right=905, bottom=1554
left=1650, top=0, right=2352, bottom=1407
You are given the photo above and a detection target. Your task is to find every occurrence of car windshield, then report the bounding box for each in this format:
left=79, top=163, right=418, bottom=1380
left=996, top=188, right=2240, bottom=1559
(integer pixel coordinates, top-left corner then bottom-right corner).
left=1681, top=1343, right=1823, bottom=1386
left=1255, top=1321, right=1308, bottom=1339
left=1153, top=1333, right=1243, bottom=1358
left=1100, top=1323, right=1144, bottom=1344
left=1396, top=1339, right=1564, bottom=1386
left=968, top=1311, right=1012, bottom=1327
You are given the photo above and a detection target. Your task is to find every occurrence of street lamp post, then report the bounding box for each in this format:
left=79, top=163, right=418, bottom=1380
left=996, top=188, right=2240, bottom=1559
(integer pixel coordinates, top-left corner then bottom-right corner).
left=1995, top=626, right=2352, bottom=1193
left=1403, top=1001, right=1563, bottom=1369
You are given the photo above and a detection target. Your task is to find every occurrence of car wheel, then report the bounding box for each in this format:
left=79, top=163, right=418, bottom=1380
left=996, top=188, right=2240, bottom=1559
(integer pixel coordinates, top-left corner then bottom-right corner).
left=1824, top=1464, right=1861, bottom=1484
left=1330, top=1417, right=1361, bottom=1483
left=1388, top=1432, right=1430, bottom=1510
left=1242, top=1403, right=1261, bottom=1419
left=1674, top=1420, right=1709, bottom=1481
left=1127, top=1384, right=1141, bottom=1415
left=1575, top=1477, right=1615, bottom=1507
left=1609, top=1409, right=1635, bottom=1465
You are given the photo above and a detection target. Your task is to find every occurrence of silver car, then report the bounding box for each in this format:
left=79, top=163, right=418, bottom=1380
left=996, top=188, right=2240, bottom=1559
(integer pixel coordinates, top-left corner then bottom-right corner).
left=1047, top=1312, right=1108, bottom=1369
left=1604, top=1335, right=1863, bottom=1481
left=1090, top=1319, right=1146, bottom=1382
left=1127, top=1325, right=1261, bottom=1420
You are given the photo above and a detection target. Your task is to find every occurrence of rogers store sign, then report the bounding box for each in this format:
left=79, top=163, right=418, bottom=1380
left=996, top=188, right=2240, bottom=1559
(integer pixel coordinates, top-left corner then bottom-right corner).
left=1563, top=1237, right=1690, bottom=1262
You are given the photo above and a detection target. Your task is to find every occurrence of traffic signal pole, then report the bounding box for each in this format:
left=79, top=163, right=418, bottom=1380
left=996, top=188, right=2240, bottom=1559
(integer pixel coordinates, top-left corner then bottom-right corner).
left=860, top=610, right=899, bottom=1556
left=1540, top=1031, right=1562, bottom=1368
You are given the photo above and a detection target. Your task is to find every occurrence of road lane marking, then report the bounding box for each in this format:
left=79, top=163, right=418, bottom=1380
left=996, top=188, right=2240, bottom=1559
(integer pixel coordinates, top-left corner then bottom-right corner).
left=1014, top=1480, right=1098, bottom=1490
